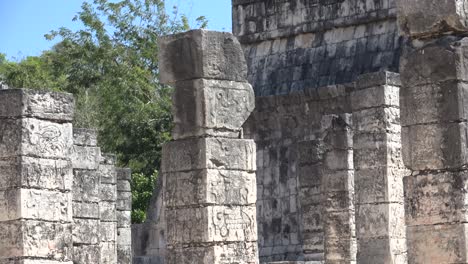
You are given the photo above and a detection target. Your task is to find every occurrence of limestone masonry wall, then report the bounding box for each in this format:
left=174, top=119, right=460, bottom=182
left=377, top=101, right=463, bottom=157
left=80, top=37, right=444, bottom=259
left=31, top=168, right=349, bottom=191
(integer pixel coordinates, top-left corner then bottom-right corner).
left=233, top=0, right=401, bottom=96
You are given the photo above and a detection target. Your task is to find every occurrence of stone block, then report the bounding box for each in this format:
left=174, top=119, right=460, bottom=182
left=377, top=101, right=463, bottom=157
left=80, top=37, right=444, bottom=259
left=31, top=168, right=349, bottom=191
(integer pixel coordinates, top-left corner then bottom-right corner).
left=397, top=0, right=468, bottom=38
left=402, top=122, right=468, bottom=170
left=0, top=118, right=73, bottom=159
left=356, top=203, right=406, bottom=239
left=116, top=210, right=131, bottom=227
left=353, top=107, right=400, bottom=134
left=116, top=167, right=132, bottom=181
left=70, top=145, right=101, bottom=170
left=166, top=205, right=257, bottom=244
left=116, top=192, right=132, bottom=211
left=357, top=238, right=407, bottom=264
left=100, top=183, right=117, bottom=201
left=159, top=30, right=247, bottom=84
left=351, top=85, right=400, bottom=111
left=167, top=242, right=258, bottom=264
left=401, top=81, right=468, bottom=126
left=355, top=167, right=405, bottom=204
left=117, top=179, right=131, bottom=192
left=0, top=89, right=74, bottom=121
left=162, top=138, right=256, bottom=172
left=400, top=37, right=468, bottom=87
left=0, top=189, right=72, bottom=222
left=171, top=79, right=255, bottom=139
left=404, top=171, right=468, bottom=226
left=100, top=242, right=117, bottom=264
left=100, top=201, right=116, bottom=221
left=73, top=128, right=97, bottom=146
left=165, top=169, right=256, bottom=207
left=325, top=238, right=357, bottom=262
left=354, top=139, right=402, bottom=170
left=100, top=221, right=117, bottom=242
left=99, top=164, right=116, bottom=184
left=324, top=210, right=355, bottom=239
left=73, top=245, right=100, bottom=264
left=0, top=157, right=72, bottom=191
left=72, top=170, right=100, bottom=203
left=354, top=71, right=401, bottom=90
left=407, top=224, right=468, bottom=264
left=72, top=218, right=99, bottom=244
left=324, top=149, right=353, bottom=171
left=117, top=245, right=132, bottom=264
left=0, top=260, right=74, bottom=264
left=322, top=170, right=354, bottom=193
left=117, top=227, right=132, bottom=245
left=72, top=201, right=99, bottom=219
left=0, top=220, right=72, bottom=260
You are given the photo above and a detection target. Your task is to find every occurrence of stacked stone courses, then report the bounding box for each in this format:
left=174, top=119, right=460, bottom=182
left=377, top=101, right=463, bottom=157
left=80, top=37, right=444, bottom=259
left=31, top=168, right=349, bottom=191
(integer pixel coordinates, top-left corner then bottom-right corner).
left=158, top=29, right=259, bottom=264
left=398, top=0, right=468, bottom=263
left=116, top=168, right=132, bottom=264
left=0, top=90, right=132, bottom=264
left=0, top=89, right=75, bottom=264
left=71, top=128, right=101, bottom=264
left=233, top=0, right=400, bottom=96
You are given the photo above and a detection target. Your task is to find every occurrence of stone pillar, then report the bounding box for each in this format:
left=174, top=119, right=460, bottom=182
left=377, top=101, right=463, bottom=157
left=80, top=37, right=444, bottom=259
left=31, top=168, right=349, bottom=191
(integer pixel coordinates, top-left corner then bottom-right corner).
left=71, top=128, right=101, bottom=263
left=159, top=29, right=258, bottom=263
left=397, top=2, right=468, bottom=263
left=321, top=114, right=357, bottom=264
left=351, top=72, right=407, bottom=263
left=99, top=154, right=118, bottom=264
left=116, top=168, right=132, bottom=264
left=0, top=89, right=74, bottom=264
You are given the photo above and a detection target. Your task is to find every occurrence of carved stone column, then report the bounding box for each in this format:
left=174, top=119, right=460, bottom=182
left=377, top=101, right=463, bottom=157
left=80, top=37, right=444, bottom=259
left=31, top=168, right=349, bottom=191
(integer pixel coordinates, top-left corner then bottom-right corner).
left=0, top=89, right=75, bottom=264
left=397, top=1, right=468, bottom=263
left=159, top=29, right=258, bottom=263
left=351, top=72, right=407, bottom=264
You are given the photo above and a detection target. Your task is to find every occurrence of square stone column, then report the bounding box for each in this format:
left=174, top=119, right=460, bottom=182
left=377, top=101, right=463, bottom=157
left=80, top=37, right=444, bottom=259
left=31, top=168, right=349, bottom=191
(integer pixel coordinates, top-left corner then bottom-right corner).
left=351, top=72, right=407, bottom=264
left=98, top=154, right=118, bottom=264
left=0, top=89, right=75, bottom=264
left=71, top=129, right=101, bottom=264
left=320, top=114, right=357, bottom=264
left=159, top=29, right=259, bottom=264
left=116, top=168, right=132, bottom=264
left=397, top=1, right=468, bottom=262
left=400, top=37, right=468, bottom=264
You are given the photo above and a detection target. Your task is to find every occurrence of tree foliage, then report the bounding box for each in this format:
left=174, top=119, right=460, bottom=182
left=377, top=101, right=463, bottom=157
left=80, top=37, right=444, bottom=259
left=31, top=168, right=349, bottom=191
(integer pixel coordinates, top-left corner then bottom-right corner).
left=0, top=0, right=207, bottom=223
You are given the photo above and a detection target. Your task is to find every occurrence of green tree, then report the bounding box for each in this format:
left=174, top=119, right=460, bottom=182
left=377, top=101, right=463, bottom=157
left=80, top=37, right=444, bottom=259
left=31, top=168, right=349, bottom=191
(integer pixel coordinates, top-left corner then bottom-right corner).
left=0, top=0, right=207, bottom=223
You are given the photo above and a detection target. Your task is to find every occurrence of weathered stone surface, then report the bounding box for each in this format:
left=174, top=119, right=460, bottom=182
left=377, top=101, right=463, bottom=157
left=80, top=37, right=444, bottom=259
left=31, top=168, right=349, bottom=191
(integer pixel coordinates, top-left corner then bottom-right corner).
left=100, top=183, right=117, bottom=201
left=73, top=245, right=100, bottom=264
left=401, top=122, right=467, bottom=171
left=162, top=138, right=256, bottom=172
left=117, top=245, right=132, bottom=264
left=159, top=30, right=247, bottom=84
left=165, top=169, right=256, bottom=207
left=116, top=168, right=132, bottom=181
left=73, top=128, right=98, bottom=147
left=0, top=118, right=73, bottom=159
left=406, top=224, right=468, bottom=264
left=167, top=205, right=257, bottom=244
left=72, top=201, right=99, bottom=219
left=72, top=169, right=100, bottom=203
left=100, top=201, right=117, bottom=221
left=100, top=242, right=117, bottom=264
left=99, top=163, right=116, bottom=184
left=0, top=189, right=72, bottom=222
left=100, top=222, right=117, bottom=242
left=116, top=210, right=131, bottom=227
left=116, top=192, right=132, bottom=211
left=0, top=220, right=72, bottom=260
left=404, top=171, right=468, bottom=226
left=72, top=218, right=99, bottom=244
left=71, top=145, right=101, bottom=170
left=0, top=157, right=72, bottom=191
left=167, top=242, right=259, bottom=264
left=397, top=0, right=468, bottom=38
left=171, top=79, right=255, bottom=139
left=0, top=89, right=74, bottom=121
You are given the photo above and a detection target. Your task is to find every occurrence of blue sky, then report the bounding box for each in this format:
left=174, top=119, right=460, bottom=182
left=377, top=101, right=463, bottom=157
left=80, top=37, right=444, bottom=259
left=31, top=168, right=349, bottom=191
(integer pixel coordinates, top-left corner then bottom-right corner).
left=0, top=0, right=232, bottom=60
